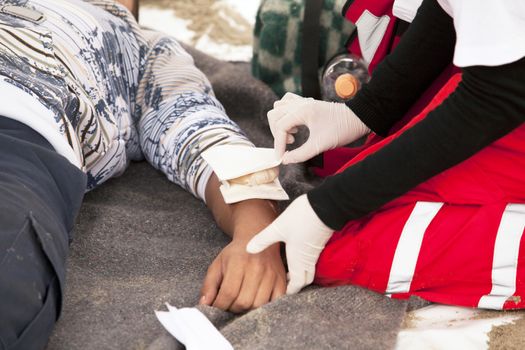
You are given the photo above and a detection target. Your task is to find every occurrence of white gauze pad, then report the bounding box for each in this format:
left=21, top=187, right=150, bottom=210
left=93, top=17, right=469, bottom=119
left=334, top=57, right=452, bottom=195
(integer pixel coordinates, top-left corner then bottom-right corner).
left=202, top=145, right=289, bottom=203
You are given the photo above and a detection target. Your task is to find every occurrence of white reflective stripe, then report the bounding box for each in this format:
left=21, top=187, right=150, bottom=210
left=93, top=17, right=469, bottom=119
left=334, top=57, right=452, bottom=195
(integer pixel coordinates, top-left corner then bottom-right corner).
left=356, top=10, right=390, bottom=66
left=478, top=204, right=525, bottom=310
left=386, top=202, right=444, bottom=294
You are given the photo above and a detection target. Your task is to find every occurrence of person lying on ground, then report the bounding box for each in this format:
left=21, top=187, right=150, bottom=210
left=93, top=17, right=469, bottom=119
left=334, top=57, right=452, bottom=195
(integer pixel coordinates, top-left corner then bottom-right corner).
left=0, top=1, right=285, bottom=349
left=248, top=0, right=525, bottom=310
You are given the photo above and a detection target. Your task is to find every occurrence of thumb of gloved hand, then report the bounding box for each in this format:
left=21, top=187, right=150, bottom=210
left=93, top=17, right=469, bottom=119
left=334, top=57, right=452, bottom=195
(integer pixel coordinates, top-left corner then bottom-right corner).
left=245, top=223, right=283, bottom=254
left=247, top=194, right=335, bottom=294
left=268, top=95, right=370, bottom=164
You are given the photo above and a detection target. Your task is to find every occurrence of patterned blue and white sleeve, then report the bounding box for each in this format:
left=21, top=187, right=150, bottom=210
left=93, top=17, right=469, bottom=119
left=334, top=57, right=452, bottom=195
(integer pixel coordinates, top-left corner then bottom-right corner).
left=136, top=30, right=254, bottom=201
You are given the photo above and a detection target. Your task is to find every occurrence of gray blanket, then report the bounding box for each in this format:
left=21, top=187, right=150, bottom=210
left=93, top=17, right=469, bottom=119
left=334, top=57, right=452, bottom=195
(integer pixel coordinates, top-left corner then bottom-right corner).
left=47, top=47, right=410, bottom=350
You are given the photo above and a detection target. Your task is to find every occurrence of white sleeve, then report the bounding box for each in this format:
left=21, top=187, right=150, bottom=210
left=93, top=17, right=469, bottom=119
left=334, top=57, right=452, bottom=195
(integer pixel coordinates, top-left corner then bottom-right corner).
left=393, top=0, right=424, bottom=23
left=437, top=0, right=525, bottom=67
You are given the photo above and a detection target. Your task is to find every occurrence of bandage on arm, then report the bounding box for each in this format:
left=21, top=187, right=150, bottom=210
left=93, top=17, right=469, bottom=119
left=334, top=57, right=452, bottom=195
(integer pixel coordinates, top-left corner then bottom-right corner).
left=229, top=167, right=279, bottom=186
left=202, top=146, right=289, bottom=204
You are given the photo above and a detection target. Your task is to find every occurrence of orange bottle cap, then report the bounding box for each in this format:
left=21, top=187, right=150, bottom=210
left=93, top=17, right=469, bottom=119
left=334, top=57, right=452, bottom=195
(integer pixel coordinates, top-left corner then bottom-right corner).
left=335, top=73, right=359, bottom=99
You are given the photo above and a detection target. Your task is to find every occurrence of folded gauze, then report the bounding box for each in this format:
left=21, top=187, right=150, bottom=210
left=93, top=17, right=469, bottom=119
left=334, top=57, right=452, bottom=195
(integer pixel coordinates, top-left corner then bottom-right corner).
left=202, top=145, right=289, bottom=203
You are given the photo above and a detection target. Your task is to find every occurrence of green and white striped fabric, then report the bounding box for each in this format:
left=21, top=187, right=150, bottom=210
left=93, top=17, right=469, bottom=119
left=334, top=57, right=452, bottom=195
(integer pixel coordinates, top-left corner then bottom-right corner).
left=252, top=0, right=355, bottom=97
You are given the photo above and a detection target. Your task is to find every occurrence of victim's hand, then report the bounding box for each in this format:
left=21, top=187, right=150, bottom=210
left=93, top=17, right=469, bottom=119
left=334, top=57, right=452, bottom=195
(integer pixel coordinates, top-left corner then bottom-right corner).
left=199, top=239, right=286, bottom=313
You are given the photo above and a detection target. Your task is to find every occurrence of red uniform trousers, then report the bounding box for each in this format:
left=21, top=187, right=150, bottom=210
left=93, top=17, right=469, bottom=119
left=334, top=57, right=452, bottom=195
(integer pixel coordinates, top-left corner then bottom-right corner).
left=314, top=74, right=525, bottom=310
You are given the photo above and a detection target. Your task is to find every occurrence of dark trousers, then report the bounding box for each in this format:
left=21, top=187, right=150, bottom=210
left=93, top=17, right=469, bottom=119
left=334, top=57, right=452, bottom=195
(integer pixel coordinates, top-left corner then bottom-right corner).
left=0, top=118, right=86, bottom=350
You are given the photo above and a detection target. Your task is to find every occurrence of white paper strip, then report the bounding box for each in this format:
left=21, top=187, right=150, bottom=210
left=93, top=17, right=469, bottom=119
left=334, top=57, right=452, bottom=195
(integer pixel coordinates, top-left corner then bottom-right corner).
left=155, top=304, right=233, bottom=350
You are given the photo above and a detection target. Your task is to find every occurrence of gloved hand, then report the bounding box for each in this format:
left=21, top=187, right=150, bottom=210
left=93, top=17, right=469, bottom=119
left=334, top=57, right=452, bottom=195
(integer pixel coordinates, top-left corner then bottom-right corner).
left=268, top=92, right=370, bottom=164
left=246, top=194, right=334, bottom=294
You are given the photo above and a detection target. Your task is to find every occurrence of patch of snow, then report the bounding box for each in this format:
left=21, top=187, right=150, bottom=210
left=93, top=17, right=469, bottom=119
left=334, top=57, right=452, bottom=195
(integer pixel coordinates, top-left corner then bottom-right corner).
left=194, top=35, right=253, bottom=62
left=140, top=7, right=195, bottom=44
left=396, top=305, right=522, bottom=350
left=222, top=0, right=259, bottom=25
left=139, top=1, right=260, bottom=62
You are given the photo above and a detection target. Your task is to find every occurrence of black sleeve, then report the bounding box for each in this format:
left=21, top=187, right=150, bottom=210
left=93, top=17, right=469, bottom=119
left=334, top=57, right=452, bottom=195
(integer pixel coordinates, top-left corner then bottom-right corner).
left=347, top=0, right=456, bottom=136
left=308, top=56, right=525, bottom=230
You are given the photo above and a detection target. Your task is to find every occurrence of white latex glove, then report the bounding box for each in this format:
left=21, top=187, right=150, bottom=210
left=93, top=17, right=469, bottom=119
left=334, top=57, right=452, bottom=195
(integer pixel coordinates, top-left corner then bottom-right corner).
left=246, top=194, right=334, bottom=294
left=268, top=92, right=370, bottom=164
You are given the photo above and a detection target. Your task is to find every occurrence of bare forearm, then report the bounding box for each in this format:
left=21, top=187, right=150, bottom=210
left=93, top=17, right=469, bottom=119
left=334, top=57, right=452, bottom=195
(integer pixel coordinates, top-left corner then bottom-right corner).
left=205, top=173, right=278, bottom=239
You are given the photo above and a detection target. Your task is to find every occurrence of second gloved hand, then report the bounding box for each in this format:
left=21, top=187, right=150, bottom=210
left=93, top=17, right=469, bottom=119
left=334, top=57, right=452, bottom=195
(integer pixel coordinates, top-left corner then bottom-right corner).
left=268, top=93, right=370, bottom=164
left=246, top=194, right=335, bottom=294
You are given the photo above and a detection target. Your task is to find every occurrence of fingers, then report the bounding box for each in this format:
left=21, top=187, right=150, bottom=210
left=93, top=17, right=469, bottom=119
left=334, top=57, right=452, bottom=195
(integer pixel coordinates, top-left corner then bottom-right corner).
left=274, top=92, right=313, bottom=109
left=270, top=274, right=287, bottom=301
left=305, top=269, right=315, bottom=287
left=273, top=107, right=305, bottom=135
left=270, top=111, right=301, bottom=158
left=229, top=265, right=264, bottom=313
left=285, top=267, right=315, bottom=294
left=246, top=225, right=283, bottom=254
left=199, top=259, right=223, bottom=306
left=252, top=273, right=276, bottom=308
left=274, top=92, right=303, bottom=108
left=267, top=108, right=284, bottom=137
left=286, top=127, right=298, bottom=144
left=282, top=141, right=319, bottom=164
left=273, top=116, right=307, bottom=159
left=269, top=98, right=309, bottom=158
left=274, top=130, right=289, bottom=159
left=284, top=246, right=314, bottom=295
left=212, top=264, right=244, bottom=311
left=275, top=132, right=301, bottom=159
left=286, top=269, right=307, bottom=295
left=229, top=264, right=286, bottom=312
left=267, top=102, right=300, bottom=138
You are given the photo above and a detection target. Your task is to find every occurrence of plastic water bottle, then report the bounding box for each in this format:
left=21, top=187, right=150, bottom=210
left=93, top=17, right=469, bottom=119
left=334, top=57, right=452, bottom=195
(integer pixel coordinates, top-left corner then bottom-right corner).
left=321, top=53, right=370, bottom=102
